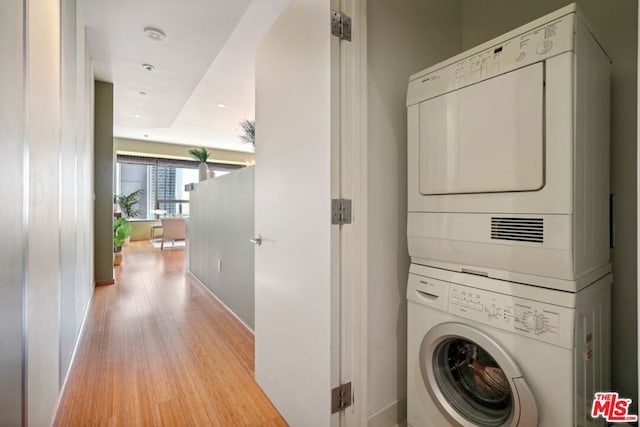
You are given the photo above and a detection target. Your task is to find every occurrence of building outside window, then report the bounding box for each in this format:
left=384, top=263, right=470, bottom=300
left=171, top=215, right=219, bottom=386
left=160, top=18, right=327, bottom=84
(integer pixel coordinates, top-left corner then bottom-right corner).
left=116, top=155, right=241, bottom=220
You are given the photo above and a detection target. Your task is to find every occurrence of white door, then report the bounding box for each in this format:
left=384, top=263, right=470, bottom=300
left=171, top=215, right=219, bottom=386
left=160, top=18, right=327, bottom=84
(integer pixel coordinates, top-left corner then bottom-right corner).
left=254, top=0, right=341, bottom=425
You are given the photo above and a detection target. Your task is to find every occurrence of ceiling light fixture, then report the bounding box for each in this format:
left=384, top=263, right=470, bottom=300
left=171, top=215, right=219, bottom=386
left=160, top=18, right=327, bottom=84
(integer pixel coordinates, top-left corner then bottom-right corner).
left=133, top=113, right=142, bottom=118
left=216, top=103, right=227, bottom=108
left=144, top=27, right=166, bottom=42
left=142, top=63, right=155, bottom=72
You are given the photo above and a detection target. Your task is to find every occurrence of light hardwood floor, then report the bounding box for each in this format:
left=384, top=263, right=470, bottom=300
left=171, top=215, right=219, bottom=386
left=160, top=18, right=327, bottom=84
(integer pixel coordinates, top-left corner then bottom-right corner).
left=54, top=241, right=286, bottom=426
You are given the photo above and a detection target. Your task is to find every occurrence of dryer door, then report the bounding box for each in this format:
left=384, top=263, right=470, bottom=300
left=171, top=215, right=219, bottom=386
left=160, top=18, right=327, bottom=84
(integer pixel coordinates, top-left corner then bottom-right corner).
left=418, top=62, right=544, bottom=195
left=420, top=322, right=538, bottom=427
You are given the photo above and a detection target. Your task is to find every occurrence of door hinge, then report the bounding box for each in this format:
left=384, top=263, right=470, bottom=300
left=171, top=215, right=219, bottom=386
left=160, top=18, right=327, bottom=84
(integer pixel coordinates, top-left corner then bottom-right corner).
left=331, top=10, right=352, bottom=41
left=331, top=382, right=352, bottom=413
left=332, top=199, right=352, bottom=225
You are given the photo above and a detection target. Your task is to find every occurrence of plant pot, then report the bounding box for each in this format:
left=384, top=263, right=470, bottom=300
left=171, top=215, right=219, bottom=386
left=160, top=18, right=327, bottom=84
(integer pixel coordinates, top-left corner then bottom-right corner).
left=114, top=250, right=123, bottom=266
left=198, top=162, right=209, bottom=182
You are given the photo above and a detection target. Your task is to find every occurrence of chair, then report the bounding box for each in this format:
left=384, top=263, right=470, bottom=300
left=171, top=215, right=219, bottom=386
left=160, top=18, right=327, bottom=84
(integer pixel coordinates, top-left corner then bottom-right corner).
left=159, top=217, right=186, bottom=250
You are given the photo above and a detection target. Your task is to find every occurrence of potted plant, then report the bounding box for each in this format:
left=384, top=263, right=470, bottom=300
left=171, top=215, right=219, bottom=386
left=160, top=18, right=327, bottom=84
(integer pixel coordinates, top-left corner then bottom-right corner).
left=113, top=217, right=132, bottom=266
left=114, top=189, right=142, bottom=247
left=239, top=119, right=255, bottom=149
left=189, top=147, right=211, bottom=181
left=116, top=189, right=143, bottom=219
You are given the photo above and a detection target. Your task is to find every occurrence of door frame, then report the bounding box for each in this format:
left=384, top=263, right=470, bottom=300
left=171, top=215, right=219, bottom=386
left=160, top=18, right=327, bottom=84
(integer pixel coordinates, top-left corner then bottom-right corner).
left=338, top=0, right=368, bottom=424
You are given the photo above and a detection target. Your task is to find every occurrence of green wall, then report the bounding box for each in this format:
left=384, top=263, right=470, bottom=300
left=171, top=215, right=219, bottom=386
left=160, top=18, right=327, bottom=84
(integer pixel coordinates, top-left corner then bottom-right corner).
left=115, top=137, right=254, bottom=165
left=94, top=81, right=114, bottom=284
left=130, top=220, right=158, bottom=241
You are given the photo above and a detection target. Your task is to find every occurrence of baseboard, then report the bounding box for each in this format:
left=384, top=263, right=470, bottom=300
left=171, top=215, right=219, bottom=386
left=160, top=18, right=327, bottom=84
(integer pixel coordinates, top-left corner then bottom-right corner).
left=368, top=399, right=407, bottom=427
left=186, top=269, right=254, bottom=335
left=95, top=278, right=114, bottom=286
left=52, top=285, right=95, bottom=422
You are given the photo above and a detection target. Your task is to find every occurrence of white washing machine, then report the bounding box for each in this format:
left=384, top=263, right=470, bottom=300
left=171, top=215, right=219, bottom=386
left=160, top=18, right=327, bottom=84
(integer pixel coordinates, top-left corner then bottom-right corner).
left=407, top=264, right=611, bottom=426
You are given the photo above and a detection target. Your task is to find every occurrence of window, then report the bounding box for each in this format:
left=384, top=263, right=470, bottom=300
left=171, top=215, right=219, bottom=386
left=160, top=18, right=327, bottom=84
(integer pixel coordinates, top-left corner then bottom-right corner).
left=116, top=155, right=242, bottom=220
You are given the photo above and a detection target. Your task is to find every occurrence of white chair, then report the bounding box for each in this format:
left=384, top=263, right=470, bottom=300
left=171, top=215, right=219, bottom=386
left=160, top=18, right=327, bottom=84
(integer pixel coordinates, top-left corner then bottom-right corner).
left=159, top=217, right=186, bottom=250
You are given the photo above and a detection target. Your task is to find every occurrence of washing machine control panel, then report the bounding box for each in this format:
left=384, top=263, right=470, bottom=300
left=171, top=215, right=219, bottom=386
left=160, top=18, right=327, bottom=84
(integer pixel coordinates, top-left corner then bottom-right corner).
left=448, top=284, right=566, bottom=346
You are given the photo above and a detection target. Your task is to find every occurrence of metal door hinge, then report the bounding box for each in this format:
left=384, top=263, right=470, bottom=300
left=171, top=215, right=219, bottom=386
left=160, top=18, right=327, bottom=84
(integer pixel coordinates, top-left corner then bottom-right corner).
left=331, top=382, right=352, bottom=413
left=331, top=10, right=352, bottom=41
left=332, top=199, right=352, bottom=225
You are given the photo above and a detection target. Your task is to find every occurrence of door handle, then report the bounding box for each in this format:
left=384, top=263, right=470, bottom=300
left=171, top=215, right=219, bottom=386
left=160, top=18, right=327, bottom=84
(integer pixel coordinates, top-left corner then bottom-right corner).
left=250, top=235, right=262, bottom=246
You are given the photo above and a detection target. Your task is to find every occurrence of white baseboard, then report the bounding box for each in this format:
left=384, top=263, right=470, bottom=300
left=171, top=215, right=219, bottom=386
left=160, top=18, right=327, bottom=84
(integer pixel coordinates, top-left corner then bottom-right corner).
left=368, top=399, right=407, bottom=427
left=185, top=269, right=254, bottom=335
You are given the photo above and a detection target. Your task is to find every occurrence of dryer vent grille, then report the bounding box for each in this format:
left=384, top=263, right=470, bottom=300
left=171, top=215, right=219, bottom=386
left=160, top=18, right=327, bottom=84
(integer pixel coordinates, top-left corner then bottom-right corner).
left=491, top=217, right=543, bottom=243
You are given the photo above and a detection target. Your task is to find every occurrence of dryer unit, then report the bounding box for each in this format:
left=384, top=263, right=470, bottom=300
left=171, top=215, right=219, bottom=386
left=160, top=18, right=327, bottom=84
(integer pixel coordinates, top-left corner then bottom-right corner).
left=406, top=4, right=611, bottom=292
left=407, top=264, right=611, bottom=427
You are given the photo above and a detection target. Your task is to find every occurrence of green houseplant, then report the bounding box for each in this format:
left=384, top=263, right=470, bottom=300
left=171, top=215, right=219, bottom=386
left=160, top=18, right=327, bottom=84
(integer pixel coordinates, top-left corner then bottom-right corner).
left=239, top=119, right=255, bottom=149
left=113, top=217, right=131, bottom=248
left=113, top=217, right=132, bottom=266
left=116, top=189, right=143, bottom=219
left=113, top=189, right=141, bottom=258
left=189, top=147, right=211, bottom=182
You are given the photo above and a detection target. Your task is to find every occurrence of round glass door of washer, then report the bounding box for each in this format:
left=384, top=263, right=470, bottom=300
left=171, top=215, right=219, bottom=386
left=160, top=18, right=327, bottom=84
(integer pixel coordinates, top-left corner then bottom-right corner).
left=433, top=338, right=512, bottom=425
left=419, top=323, right=537, bottom=427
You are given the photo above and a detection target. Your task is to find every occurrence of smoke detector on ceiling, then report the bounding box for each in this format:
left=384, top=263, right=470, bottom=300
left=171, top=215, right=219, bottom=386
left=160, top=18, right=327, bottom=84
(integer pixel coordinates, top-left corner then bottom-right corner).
left=144, top=27, right=166, bottom=42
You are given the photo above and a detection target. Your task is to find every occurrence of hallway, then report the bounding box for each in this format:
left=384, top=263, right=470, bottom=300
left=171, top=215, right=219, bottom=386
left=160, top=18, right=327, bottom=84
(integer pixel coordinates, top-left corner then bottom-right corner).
left=54, top=242, right=285, bottom=426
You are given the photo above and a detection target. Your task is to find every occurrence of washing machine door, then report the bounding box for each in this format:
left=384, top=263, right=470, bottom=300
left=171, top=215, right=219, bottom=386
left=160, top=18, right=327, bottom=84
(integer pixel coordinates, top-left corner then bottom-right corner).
left=420, top=322, right=538, bottom=427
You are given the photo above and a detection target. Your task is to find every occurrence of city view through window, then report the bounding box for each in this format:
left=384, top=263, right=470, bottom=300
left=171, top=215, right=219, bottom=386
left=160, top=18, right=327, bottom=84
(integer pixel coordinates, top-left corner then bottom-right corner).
left=116, top=162, right=198, bottom=219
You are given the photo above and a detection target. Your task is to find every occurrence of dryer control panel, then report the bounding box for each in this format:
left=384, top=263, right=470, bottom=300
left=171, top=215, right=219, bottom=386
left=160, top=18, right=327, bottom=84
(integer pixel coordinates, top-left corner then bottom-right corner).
left=448, top=283, right=572, bottom=348
left=407, top=11, right=576, bottom=105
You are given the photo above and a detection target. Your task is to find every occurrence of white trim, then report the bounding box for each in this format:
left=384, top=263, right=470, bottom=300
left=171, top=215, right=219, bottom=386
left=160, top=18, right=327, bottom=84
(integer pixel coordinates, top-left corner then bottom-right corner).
left=186, top=269, right=254, bottom=335
left=339, top=0, right=368, bottom=425
left=52, top=285, right=95, bottom=420
left=367, top=399, right=407, bottom=427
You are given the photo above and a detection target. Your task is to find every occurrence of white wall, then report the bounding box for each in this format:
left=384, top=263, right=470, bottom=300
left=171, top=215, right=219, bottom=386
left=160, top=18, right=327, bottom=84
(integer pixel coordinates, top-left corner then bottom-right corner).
left=59, top=0, right=95, bottom=389
left=0, top=1, right=26, bottom=424
left=26, top=1, right=63, bottom=422
left=461, top=0, right=638, bottom=410
left=0, top=0, right=95, bottom=425
left=366, top=1, right=462, bottom=424
left=188, top=167, right=255, bottom=329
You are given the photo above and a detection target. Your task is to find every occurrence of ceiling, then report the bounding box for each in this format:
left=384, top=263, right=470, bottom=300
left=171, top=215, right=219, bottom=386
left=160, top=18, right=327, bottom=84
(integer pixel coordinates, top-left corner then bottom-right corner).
left=84, top=0, right=290, bottom=153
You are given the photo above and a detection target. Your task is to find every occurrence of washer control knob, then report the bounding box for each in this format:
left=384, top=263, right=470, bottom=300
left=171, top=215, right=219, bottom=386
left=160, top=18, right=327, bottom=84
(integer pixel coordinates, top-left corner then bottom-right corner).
left=525, top=314, right=545, bottom=332
left=487, top=306, right=499, bottom=318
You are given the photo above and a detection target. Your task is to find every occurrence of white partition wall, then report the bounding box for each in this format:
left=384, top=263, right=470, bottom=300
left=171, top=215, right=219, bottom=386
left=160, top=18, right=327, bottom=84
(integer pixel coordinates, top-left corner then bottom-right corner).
left=188, top=167, right=255, bottom=329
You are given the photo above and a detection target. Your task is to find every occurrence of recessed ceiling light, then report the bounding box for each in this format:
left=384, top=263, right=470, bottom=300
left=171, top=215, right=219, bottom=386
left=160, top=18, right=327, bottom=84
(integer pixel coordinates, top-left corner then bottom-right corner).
left=216, top=103, right=227, bottom=108
left=133, top=113, right=142, bottom=118
left=142, top=63, right=155, bottom=72
left=144, top=27, right=166, bottom=42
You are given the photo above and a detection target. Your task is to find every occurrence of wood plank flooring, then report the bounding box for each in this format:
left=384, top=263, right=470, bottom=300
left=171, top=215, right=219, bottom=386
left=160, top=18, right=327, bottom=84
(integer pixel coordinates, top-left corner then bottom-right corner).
left=54, top=241, right=286, bottom=426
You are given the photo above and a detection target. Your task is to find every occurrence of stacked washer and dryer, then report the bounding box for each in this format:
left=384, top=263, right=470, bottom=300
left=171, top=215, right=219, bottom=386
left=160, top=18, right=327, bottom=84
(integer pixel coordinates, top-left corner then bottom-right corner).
left=405, top=4, right=612, bottom=427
